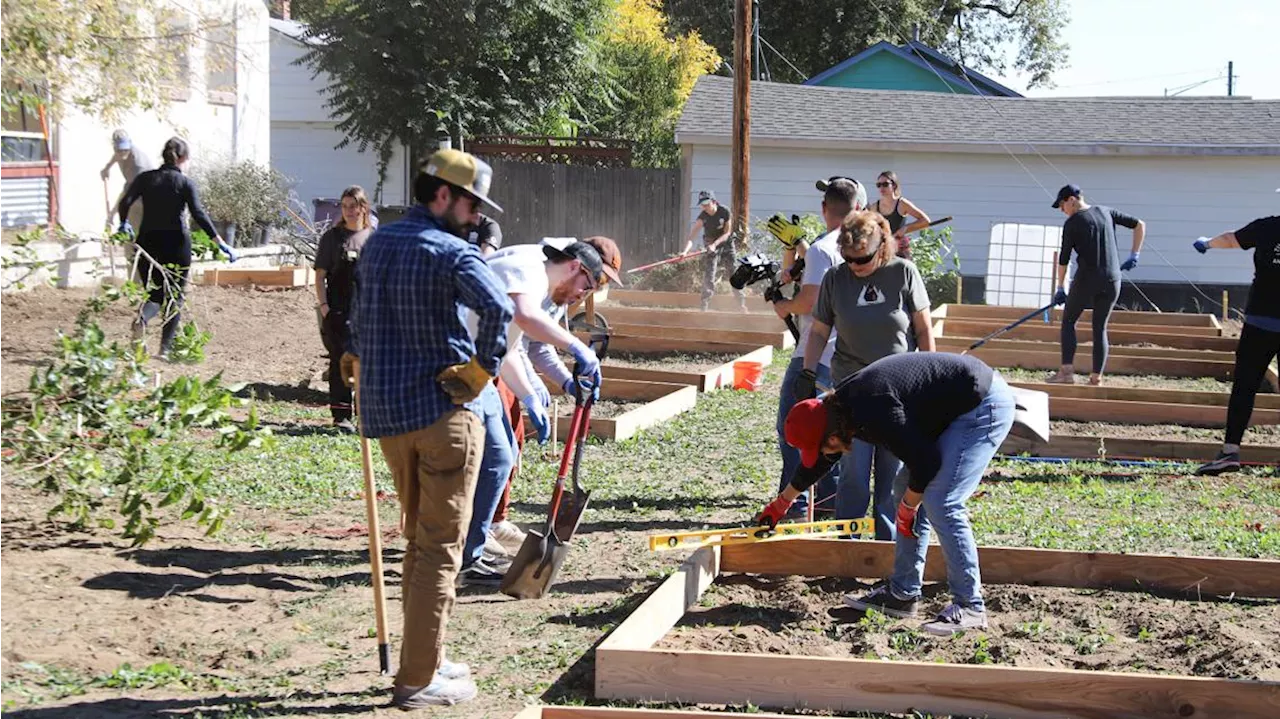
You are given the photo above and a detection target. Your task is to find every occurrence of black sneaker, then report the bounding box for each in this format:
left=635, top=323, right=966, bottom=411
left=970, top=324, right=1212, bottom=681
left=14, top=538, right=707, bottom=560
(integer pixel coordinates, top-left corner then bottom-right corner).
left=456, top=558, right=505, bottom=587
left=844, top=583, right=919, bottom=619
left=1196, top=451, right=1241, bottom=476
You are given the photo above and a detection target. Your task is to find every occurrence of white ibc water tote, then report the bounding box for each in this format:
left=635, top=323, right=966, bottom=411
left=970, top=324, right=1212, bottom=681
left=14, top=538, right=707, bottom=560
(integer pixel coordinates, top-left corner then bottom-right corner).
left=985, top=223, right=1075, bottom=308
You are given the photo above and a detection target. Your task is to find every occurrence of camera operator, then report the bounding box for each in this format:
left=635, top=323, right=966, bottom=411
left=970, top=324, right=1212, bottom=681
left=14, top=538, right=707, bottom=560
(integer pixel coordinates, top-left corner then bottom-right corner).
left=768, top=177, right=866, bottom=518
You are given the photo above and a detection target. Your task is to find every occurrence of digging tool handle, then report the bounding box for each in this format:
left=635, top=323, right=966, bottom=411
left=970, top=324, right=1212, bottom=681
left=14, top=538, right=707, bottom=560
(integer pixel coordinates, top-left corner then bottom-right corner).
left=354, top=385, right=391, bottom=675
left=569, top=395, right=595, bottom=497
left=626, top=249, right=708, bottom=275
left=909, top=216, right=952, bottom=234
left=545, top=393, right=590, bottom=530
left=782, top=314, right=800, bottom=342
left=963, top=303, right=1056, bottom=354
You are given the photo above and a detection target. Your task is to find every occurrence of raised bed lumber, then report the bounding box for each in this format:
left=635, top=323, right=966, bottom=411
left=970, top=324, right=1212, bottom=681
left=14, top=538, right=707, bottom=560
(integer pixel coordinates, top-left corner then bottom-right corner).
left=935, top=303, right=1221, bottom=330
left=199, top=266, right=313, bottom=287
left=605, top=289, right=774, bottom=315
left=607, top=322, right=792, bottom=350
left=578, top=332, right=771, bottom=357
left=940, top=318, right=1236, bottom=349
left=549, top=379, right=696, bottom=441
left=937, top=336, right=1236, bottom=363
left=1013, top=381, right=1280, bottom=410
left=511, top=708, right=801, bottom=719
left=957, top=347, right=1235, bottom=379
left=595, top=544, right=1280, bottom=719
left=1045, top=396, right=1276, bottom=427
left=602, top=345, right=773, bottom=392
left=592, top=305, right=787, bottom=333
left=1001, top=433, right=1280, bottom=464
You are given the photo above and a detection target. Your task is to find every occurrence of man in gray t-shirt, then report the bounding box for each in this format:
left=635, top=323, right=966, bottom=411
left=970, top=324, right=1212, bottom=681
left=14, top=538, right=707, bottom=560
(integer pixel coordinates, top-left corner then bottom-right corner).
left=102, top=129, right=155, bottom=228
left=814, top=257, right=930, bottom=382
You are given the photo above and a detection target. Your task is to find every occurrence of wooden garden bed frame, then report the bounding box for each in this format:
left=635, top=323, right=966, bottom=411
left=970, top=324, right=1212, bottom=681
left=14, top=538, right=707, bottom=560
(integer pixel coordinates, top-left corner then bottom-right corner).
left=963, top=345, right=1235, bottom=379
left=198, top=265, right=314, bottom=287
left=1009, top=381, right=1280, bottom=427
left=581, top=333, right=774, bottom=357
left=939, top=318, right=1237, bottom=350
left=934, top=303, right=1223, bottom=331
left=937, top=336, right=1237, bottom=363
left=549, top=379, right=696, bottom=441
left=595, top=541, right=1280, bottom=719
left=597, top=306, right=787, bottom=334
left=511, top=707, right=798, bottom=719
left=604, top=345, right=773, bottom=392
left=1000, top=433, right=1280, bottom=464
left=606, top=289, right=774, bottom=315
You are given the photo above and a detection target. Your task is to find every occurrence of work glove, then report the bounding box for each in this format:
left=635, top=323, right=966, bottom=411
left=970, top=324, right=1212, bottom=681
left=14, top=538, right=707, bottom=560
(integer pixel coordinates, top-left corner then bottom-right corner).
left=795, top=368, right=818, bottom=401
left=340, top=352, right=359, bottom=389
left=116, top=221, right=134, bottom=238
left=568, top=339, right=602, bottom=388
left=436, top=356, right=493, bottom=405
left=755, top=495, right=795, bottom=530
left=562, top=376, right=600, bottom=401
left=896, top=499, right=923, bottom=539
left=217, top=240, right=239, bottom=263
left=532, top=378, right=551, bottom=409
left=1120, top=252, right=1139, bottom=271
left=521, top=393, right=551, bottom=443
left=1193, top=238, right=1210, bottom=254
left=766, top=214, right=807, bottom=249
left=1052, top=288, right=1068, bottom=307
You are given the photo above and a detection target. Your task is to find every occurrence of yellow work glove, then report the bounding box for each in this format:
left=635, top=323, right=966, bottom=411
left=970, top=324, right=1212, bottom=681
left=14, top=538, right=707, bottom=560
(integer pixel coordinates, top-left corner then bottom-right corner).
left=340, top=352, right=360, bottom=388
left=766, top=214, right=806, bottom=250
left=436, top=356, right=493, bottom=405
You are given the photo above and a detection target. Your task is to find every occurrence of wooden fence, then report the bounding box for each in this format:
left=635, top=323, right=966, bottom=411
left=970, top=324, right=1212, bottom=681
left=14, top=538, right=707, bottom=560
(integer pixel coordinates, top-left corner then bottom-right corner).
left=483, top=158, right=683, bottom=270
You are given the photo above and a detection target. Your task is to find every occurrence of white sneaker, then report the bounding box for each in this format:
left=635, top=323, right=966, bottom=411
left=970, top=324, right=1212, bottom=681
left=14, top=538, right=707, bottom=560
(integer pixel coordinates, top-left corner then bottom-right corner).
left=483, top=531, right=513, bottom=559
left=437, top=656, right=470, bottom=681
left=490, top=520, right=527, bottom=554
left=393, top=676, right=477, bottom=708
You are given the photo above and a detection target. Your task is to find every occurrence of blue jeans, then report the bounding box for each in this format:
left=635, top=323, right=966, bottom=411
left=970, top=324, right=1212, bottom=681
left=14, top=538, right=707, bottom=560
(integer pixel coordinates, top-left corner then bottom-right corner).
left=463, top=383, right=514, bottom=567
left=776, top=356, right=839, bottom=513
left=837, top=439, right=900, bottom=540
left=889, top=374, right=1016, bottom=611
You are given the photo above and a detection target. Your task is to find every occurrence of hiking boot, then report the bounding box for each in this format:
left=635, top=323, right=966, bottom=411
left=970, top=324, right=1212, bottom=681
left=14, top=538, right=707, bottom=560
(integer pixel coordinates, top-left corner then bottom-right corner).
left=483, top=531, right=513, bottom=559
left=456, top=558, right=506, bottom=587
left=1196, top=451, right=1241, bottom=476
left=921, top=603, right=988, bottom=636
left=490, top=520, right=527, bottom=554
left=437, top=656, right=470, bottom=681
left=844, top=583, right=919, bottom=619
left=334, top=418, right=357, bottom=434
left=392, top=676, right=477, bottom=709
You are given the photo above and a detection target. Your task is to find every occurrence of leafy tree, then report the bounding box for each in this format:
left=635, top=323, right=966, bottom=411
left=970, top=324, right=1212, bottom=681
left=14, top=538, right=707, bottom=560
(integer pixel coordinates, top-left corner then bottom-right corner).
left=662, top=0, right=1067, bottom=89
left=300, top=0, right=615, bottom=180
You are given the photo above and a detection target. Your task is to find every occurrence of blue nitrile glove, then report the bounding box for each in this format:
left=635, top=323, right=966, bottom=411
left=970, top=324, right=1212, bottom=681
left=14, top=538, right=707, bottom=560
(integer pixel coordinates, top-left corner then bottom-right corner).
left=568, top=338, right=602, bottom=387
left=533, top=378, right=551, bottom=409
left=1193, top=238, right=1210, bottom=254
left=1120, top=252, right=1139, bottom=271
left=562, top=376, right=600, bottom=401
left=1053, top=288, right=1068, bottom=306
left=521, top=393, right=551, bottom=443
left=117, top=221, right=133, bottom=237
left=217, top=240, right=239, bottom=263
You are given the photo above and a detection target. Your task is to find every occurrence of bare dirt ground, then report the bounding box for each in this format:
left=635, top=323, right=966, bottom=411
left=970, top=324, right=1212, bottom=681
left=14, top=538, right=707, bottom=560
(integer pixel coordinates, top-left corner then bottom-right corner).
left=660, top=575, right=1280, bottom=681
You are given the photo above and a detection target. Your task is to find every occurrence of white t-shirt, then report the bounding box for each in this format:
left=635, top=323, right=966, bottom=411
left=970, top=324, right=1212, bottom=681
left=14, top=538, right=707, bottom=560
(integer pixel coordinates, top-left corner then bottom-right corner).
left=793, top=228, right=840, bottom=367
left=465, top=244, right=550, bottom=353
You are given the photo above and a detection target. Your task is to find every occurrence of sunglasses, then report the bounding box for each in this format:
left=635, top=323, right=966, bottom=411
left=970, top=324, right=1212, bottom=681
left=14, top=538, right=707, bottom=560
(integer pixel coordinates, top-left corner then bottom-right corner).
left=875, top=182, right=893, bottom=189
left=578, top=263, right=599, bottom=291
left=840, top=239, right=881, bottom=265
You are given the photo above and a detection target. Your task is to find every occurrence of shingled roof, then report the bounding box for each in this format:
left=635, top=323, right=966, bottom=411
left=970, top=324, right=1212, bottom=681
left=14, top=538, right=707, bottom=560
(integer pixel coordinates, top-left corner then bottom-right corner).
left=676, top=76, right=1280, bottom=156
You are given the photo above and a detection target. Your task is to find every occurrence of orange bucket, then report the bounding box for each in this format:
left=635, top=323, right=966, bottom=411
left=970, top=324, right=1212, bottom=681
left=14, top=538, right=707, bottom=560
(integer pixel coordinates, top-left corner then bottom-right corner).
left=732, top=361, right=765, bottom=391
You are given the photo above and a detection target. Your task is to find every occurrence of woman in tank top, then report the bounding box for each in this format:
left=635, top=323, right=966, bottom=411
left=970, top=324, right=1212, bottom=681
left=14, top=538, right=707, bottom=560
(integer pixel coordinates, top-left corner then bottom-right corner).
left=872, top=171, right=932, bottom=259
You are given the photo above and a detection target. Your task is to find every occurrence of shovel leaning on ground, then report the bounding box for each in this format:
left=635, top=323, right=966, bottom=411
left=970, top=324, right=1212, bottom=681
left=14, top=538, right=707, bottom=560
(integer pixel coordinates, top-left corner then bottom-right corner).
left=500, top=385, right=595, bottom=600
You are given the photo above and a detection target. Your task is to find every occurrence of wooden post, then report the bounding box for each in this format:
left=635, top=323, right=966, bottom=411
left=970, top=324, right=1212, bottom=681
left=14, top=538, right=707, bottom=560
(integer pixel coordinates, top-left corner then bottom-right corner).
left=585, top=292, right=596, bottom=328
left=731, top=0, right=751, bottom=249
left=1222, top=289, right=1229, bottom=324
left=954, top=274, right=962, bottom=305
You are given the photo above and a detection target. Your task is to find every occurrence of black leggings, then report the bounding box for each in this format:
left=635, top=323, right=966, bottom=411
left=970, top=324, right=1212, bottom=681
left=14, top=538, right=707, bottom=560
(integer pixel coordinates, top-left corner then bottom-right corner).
left=1226, top=322, right=1280, bottom=446
left=1061, top=274, right=1120, bottom=374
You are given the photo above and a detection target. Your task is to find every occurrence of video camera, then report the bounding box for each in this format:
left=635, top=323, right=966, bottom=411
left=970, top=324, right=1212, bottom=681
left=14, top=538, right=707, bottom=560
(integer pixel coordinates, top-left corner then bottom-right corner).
left=729, top=253, right=804, bottom=340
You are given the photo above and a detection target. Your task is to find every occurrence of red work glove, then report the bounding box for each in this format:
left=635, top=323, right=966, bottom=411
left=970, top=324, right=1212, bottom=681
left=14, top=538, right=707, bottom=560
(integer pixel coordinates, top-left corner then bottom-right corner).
left=896, top=499, right=922, bottom=539
left=755, top=495, right=794, bottom=530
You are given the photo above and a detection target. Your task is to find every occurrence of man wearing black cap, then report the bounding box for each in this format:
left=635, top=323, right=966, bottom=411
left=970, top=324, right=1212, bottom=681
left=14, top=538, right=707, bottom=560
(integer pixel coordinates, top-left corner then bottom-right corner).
left=1049, top=184, right=1145, bottom=386
left=680, top=190, right=744, bottom=311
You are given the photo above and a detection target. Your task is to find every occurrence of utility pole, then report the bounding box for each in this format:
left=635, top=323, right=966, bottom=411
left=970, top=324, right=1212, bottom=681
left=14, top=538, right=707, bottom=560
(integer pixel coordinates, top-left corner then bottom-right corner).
left=1227, top=61, right=1234, bottom=96
left=732, top=0, right=752, bottom=250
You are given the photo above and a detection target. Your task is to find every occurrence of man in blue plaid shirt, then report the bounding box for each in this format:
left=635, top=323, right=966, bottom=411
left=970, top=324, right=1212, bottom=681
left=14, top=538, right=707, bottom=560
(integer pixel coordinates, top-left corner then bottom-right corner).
left=342, top=149, right=513, bottom=709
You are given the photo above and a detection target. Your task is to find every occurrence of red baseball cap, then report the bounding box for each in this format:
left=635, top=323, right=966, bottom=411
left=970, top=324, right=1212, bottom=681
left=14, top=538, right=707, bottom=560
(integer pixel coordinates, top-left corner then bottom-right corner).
left=784, top=398, right=829, bottom=468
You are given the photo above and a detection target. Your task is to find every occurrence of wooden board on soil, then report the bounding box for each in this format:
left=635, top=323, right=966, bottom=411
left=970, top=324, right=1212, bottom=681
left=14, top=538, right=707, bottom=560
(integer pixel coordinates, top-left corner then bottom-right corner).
left=604, top=289, right=775, bottom=315
left=997, top=367, right=1247, bottom=393
left=657, top=575, right=1280, bottom=682
left=601, top=346, right=773, bottom=391
left=938, top=318, right=1237, bottom=350
left=548, top=379, right=696, bottom=441
left=935, top=303, right=1222, bottom=330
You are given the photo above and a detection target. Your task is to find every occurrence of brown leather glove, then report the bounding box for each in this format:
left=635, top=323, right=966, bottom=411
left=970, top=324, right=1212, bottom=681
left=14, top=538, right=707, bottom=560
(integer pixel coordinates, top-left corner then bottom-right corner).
left=340, top=352, right=359, bottom=388
left=436, top=356, right=493, bottom=405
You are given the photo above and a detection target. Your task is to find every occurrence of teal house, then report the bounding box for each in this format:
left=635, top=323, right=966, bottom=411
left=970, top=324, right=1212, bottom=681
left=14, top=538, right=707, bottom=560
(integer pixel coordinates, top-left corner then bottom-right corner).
left=803, top=40, right=1022, bottom=97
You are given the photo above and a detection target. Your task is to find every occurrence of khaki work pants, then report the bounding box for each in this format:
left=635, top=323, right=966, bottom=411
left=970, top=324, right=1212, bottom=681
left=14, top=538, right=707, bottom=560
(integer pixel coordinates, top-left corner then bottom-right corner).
left=378, top=408, right=484, bottom=688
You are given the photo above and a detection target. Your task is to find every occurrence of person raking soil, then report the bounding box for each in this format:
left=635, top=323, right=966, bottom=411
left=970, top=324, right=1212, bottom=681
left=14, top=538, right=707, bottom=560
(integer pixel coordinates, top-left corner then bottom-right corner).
left=757, top=352, right=1016, bottom=636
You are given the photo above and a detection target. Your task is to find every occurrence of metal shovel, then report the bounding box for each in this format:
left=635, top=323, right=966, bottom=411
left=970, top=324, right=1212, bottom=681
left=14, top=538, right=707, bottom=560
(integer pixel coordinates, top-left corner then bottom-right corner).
left=500, top=391, right=594, bottom=600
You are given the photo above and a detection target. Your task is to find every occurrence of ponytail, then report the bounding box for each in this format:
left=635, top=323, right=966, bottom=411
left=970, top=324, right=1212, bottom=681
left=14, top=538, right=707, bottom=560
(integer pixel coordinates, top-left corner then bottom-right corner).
left=161, top=137, right=190, bottom=166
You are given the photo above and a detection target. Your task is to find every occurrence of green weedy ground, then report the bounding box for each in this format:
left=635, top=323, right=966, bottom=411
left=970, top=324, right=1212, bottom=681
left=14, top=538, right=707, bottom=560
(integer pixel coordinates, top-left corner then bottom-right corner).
left=3, top=350, right=1276, bottom=717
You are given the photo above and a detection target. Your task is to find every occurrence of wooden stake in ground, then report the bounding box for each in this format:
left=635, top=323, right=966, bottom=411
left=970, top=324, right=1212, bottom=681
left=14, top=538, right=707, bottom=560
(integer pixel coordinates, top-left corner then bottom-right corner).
left=731, top=0, right=751, bottom=248
left=1222, top=289, right=1229, bottom=324
left=354, top=385, right=391, bottom=675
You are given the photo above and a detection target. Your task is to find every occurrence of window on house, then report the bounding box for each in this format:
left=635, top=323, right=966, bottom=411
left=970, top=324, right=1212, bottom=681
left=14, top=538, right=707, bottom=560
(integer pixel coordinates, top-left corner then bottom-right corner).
left=206, top=20, right=237, bottom=105
left=156, top=9, right=192, bottom=98
left=1, top=85, right=49, bottom=163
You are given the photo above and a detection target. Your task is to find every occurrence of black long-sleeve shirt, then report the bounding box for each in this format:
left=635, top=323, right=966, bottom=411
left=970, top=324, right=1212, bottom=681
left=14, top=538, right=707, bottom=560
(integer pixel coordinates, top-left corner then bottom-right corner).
left=790, top=353, right=993, bottom=494
left=118, top=164, right=218, bottom=242
left=1058, top=205, right=1140, bottom=281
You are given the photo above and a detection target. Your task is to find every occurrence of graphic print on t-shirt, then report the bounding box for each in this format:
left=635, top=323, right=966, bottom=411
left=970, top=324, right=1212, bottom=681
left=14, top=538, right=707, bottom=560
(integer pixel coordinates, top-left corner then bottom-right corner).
left=857, top=284, right=883, bottom=306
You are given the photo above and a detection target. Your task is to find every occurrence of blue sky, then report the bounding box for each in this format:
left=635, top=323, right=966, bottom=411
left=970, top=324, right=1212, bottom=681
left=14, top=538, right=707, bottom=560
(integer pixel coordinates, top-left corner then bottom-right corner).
left=998, top=0, right=1279, bottom=99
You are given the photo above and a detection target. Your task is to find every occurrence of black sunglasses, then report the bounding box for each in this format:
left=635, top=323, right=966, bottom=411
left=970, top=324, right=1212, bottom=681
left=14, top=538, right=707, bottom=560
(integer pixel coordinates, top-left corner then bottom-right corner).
left=875, top=181, right=893, bottom=188
left=841, top=239, right=881, bottom=265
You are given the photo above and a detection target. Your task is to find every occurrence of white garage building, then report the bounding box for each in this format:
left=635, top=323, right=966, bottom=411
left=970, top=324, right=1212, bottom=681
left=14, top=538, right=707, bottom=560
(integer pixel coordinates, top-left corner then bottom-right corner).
left=676, top=76, right=1280, bottom=308
left=269, top=19, right=412, bottom=216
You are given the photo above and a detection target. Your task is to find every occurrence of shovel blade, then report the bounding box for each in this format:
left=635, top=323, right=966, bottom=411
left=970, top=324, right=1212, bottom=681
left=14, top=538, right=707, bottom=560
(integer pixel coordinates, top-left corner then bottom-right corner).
left=499, top=528, right=570, bottom=600
left=552, top=489, right=591, bottom=543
